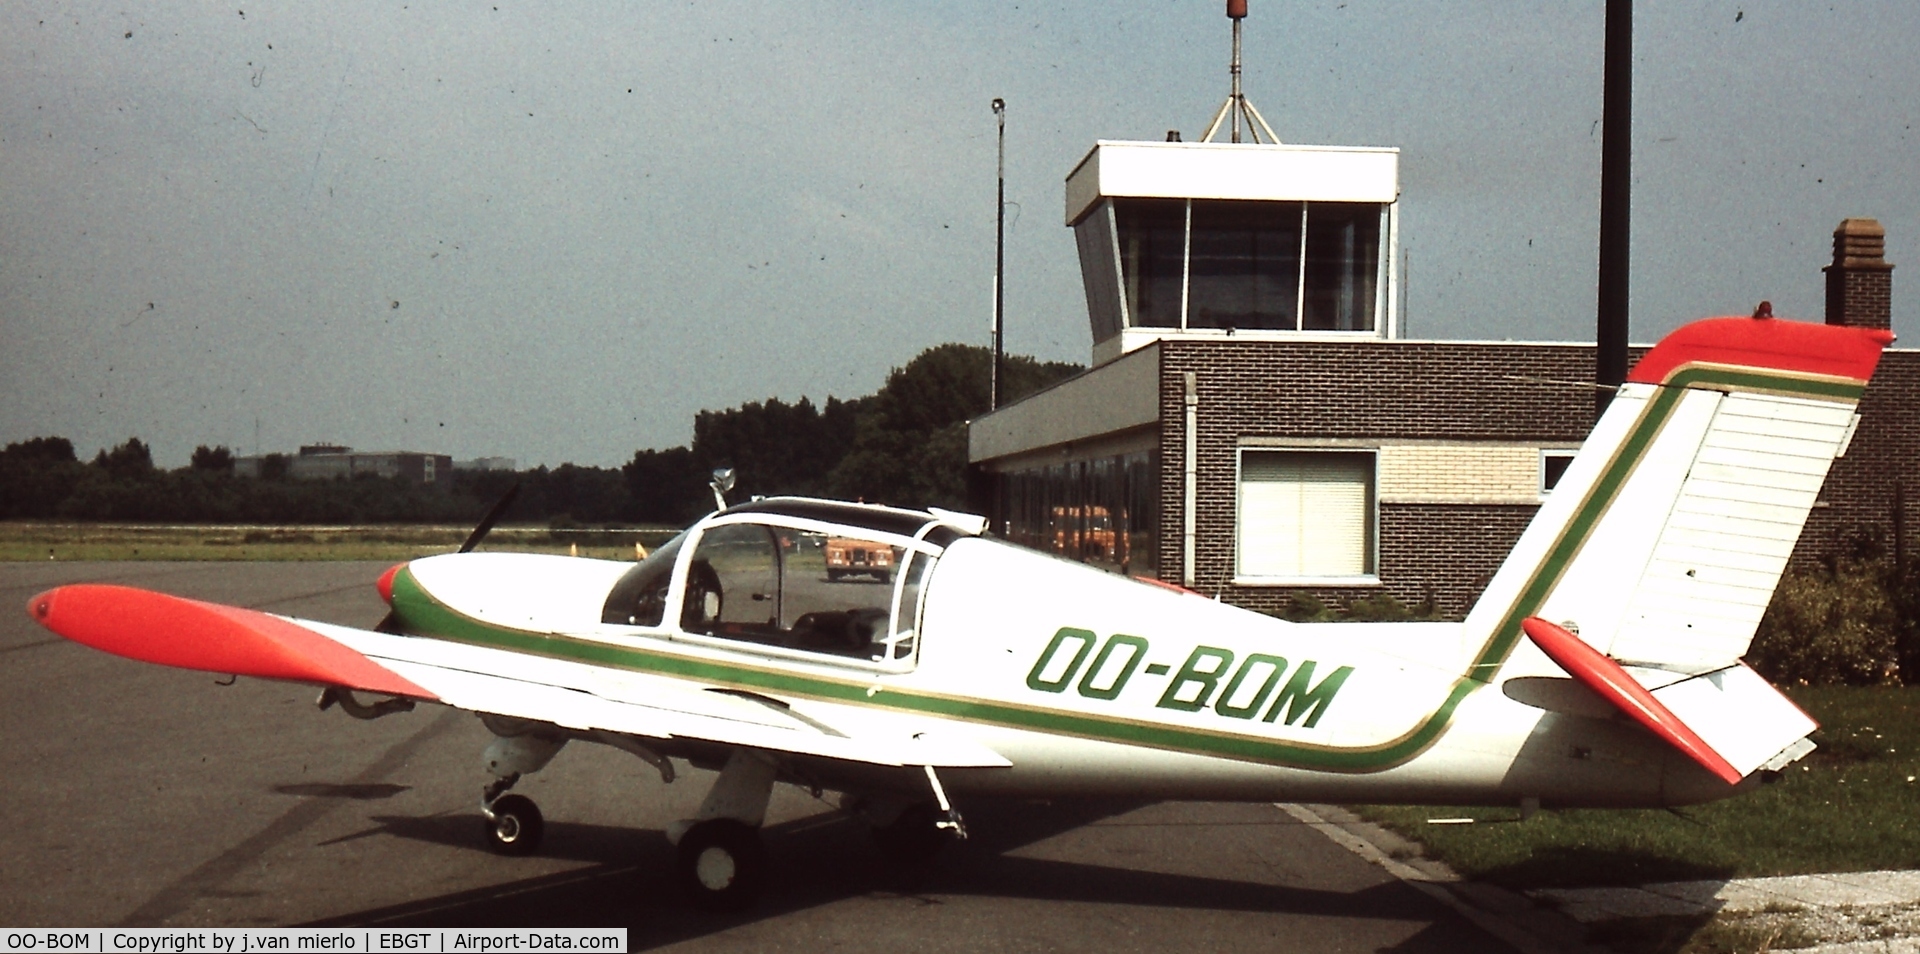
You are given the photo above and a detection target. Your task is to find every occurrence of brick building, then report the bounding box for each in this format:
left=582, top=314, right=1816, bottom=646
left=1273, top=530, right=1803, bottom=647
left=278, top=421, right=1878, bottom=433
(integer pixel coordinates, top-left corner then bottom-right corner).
left=967, top=133, right=1907, bottom=620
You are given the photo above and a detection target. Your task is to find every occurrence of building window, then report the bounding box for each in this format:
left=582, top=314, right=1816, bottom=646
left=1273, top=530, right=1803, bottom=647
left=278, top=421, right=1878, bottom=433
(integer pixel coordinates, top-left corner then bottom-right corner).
left=1236, top=450, right=1376, bottom=580
left=990, top=448, right=1160, bottom=579
left=1302, top=203, right=1382, bottom=331
left=1187, top=199, right=1303, bottom=330
left=1114, top=198, right=1186, bottom=328
left=1076, top=198, right=1388, bottom=341
left=1074, top=202, right=1125, bottom=343
left=1539, top=449, right=1578, bottom=496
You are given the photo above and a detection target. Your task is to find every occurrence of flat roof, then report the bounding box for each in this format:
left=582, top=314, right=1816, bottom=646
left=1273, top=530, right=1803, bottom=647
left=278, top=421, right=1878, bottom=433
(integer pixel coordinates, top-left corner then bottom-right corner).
left=1065, top=140, right=1400, bottom=225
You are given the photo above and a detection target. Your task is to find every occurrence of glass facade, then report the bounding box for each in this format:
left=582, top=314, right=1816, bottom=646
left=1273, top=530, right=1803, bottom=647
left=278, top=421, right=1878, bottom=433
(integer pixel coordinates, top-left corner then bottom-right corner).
left=1074, top=198, right=1388, bottom=340
left=1074, top=204, right=1125, bottom=344
left=1189, top=199, right=1304, bottom=330
left=991, top=449, right=1160, bottom=578
left=1302, top=202, right=1382, bottom=332
left=1113, top=198, right=1186, bottom=328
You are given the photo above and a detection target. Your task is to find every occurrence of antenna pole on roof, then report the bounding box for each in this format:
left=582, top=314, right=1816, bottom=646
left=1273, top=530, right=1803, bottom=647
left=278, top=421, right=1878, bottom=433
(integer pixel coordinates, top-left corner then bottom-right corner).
left=1201, top=0, right=1281, bottom=145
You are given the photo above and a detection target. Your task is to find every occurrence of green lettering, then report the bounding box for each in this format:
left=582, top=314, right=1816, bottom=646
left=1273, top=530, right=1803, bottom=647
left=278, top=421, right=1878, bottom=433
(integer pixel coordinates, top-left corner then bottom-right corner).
left=1214, top=653, right=1288, bottom=719
left=1261, top=662, right=1355, bottom=727
left=1077, top=634, right=1149, bottom=700
left=1026, top=627, right=1097, bottom=693
left=1156, top=646, right=1236, bottom=712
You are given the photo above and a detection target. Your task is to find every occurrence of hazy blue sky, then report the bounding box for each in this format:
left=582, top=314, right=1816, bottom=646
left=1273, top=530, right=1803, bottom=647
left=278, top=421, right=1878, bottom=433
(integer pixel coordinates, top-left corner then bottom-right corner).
left=4, top=1, right=1916, bottom=468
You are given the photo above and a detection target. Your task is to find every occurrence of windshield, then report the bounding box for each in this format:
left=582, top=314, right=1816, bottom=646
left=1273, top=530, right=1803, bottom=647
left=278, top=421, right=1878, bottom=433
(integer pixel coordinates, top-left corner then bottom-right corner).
left=600, top=531, right=687, bottom=627
left=678, top=520, right=929, bottom=667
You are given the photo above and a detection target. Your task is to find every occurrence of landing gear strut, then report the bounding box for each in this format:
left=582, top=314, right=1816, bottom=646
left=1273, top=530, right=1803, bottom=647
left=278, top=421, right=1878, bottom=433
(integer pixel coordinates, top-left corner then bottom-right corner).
left=476, top=729, right=566, bottom=857
left=468, top=720, right=678, bottom=860
left=865, top=766, right=967, bottom=864
left=667, top=750, right=778, bottom=911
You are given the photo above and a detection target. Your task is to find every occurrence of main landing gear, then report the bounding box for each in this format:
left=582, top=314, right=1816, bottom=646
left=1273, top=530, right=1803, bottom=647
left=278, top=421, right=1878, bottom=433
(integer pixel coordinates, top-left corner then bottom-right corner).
left=665, top=750, right=779, bottom=911
left=478, top=729, right=566, bottom=856
left=469, top=718, right=970, bottom=912
left=483, top=784, right=544, bottom=856
left=470, top=722, right=780, bottom=910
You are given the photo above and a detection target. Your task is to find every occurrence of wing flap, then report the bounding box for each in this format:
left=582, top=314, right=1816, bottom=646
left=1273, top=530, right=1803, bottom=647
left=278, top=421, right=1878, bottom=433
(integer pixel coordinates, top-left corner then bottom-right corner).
left=373, top=656, right=1007, bottom=767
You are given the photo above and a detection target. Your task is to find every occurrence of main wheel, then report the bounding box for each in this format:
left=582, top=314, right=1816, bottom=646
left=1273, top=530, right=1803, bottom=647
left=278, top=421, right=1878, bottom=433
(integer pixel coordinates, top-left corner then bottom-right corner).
left=483, top=794, right=544, bottom=856
left=870, top=801, right=948, bottom=865
left=675, top=819, right=767, bottom=911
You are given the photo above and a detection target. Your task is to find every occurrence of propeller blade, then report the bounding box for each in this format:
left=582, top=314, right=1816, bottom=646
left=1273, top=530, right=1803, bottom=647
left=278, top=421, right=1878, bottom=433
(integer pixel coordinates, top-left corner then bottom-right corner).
left=459, top=482, right=522, bottom=553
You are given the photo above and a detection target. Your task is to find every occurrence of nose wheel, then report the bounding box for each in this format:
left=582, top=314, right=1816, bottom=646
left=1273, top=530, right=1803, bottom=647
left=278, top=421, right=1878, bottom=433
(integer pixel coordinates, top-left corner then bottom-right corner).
left=482, top=792, right=545, bottom=856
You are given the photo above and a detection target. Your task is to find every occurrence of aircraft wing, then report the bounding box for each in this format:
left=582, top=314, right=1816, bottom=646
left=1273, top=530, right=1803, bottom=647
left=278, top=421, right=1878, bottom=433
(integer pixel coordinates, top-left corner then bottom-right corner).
left=28, top=584, right=1010, bottom=770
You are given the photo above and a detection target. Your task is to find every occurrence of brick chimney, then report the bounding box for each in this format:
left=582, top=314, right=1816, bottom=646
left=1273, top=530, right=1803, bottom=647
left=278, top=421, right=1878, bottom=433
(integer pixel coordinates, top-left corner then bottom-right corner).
left=1824, top=217, right=1894, bottom=330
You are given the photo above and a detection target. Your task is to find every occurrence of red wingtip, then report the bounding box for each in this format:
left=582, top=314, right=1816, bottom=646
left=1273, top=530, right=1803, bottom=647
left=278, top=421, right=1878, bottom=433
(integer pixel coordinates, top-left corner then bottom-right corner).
left=26, top=584, right=434, bottom=700
left=1521, top=617, right=1742, bottom=785
left=376, top=563, right=405, bottom=605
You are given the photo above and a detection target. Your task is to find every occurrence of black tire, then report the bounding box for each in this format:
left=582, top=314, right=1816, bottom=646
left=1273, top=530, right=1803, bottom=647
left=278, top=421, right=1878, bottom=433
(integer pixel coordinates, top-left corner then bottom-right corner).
left=676, top=819, right=767, bottom=911
left=826, top=569, right=843, bottom=582
left=483, top=794, right=544, bottom=856
left=870, top=801, right=948, bottom=865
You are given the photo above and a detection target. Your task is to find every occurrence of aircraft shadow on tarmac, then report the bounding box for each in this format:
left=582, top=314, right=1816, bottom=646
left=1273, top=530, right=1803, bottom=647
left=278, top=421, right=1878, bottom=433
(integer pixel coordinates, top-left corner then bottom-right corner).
left=300, top=798, right=1504, bottom=952
left=272, top=783, right=412, bottom=800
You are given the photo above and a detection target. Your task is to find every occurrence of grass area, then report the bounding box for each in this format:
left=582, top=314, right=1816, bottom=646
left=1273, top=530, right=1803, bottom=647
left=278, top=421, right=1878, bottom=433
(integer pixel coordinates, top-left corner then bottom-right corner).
left=0, top=521, right=683, bottom=562
left=1586, top=912, right=1821, bottom=954
left=1357, top=686, right=1920, bottom=889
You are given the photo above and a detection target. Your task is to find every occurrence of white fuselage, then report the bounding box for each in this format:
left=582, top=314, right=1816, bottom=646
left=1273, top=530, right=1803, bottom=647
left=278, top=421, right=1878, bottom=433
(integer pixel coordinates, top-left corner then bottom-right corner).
left=386, top=539, right=1733, bottom=811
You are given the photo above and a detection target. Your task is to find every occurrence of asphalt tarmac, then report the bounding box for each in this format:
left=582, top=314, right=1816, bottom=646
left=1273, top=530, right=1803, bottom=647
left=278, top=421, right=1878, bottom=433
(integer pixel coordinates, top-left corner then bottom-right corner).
left=1, top=561, right=1517, bottom=952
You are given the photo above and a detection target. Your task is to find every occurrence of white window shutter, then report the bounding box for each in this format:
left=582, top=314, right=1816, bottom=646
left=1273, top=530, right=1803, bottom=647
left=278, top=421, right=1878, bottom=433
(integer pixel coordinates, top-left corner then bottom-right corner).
left=1238, top=452, right=1372, bottom=578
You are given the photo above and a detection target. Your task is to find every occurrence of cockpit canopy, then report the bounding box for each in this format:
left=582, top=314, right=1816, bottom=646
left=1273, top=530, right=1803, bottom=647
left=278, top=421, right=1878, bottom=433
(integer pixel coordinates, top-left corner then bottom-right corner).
left=600, top=498, right=980, bottom=671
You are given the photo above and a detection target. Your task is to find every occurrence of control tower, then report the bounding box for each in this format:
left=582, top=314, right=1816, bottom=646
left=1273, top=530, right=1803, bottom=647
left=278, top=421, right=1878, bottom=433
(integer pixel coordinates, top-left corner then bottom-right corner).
left=1067, top=3, right=1399, bottom=365
left=1070, top=139, right=1399, bottom=365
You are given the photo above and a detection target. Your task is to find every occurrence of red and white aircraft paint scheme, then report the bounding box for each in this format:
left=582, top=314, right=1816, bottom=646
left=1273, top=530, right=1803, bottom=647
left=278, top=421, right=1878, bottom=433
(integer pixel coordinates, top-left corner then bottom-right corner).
left=26, top=316, right=1893, bottom=909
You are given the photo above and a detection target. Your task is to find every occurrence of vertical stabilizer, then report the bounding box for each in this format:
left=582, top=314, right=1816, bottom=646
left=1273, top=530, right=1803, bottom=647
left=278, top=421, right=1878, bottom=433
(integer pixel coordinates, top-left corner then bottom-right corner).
left=1464, top=317, right=1891, bottom=680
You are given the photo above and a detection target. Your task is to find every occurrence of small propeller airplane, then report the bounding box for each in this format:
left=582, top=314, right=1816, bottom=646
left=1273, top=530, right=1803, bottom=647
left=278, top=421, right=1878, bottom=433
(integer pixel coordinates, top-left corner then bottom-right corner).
left=26, top=315, right=1894, bottom=910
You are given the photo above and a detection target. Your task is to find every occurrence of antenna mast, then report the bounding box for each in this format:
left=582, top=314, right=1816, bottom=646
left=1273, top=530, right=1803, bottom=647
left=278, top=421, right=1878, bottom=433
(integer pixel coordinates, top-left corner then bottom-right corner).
left=1201, top=0, right=1281, bottom=144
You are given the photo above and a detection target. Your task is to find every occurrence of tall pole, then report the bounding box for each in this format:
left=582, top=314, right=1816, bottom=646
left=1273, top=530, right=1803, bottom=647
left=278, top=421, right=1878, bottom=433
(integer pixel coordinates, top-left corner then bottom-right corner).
left=1595, top=0, right=1631, bottom=418
left=992, top=97, right=1006, bottom=411
left=1229, top=2, right=1244, bottom=143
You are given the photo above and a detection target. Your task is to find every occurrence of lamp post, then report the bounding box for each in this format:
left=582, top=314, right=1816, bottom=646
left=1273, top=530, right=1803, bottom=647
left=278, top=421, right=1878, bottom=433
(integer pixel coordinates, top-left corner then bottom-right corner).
left=991, top=97, right=1006, bottom=411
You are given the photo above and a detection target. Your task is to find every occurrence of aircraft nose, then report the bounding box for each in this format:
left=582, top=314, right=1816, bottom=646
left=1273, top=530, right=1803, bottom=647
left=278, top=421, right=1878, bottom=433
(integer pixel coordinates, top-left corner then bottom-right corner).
left=376, top=563, right=406, bottom=605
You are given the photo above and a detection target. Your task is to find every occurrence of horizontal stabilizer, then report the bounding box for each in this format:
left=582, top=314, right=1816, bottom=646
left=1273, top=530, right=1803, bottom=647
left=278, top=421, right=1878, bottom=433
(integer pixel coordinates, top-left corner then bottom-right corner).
left=27, top=584, right=434, bottom=700
left=1648, top=663, right=1818, bottom=779
left=1522, top=617, right=1742, bottom=784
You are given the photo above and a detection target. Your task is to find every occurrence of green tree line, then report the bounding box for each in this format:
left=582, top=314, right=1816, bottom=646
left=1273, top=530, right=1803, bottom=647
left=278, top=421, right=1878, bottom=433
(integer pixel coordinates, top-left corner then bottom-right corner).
left=1, top=345, right=1080, bottom=527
